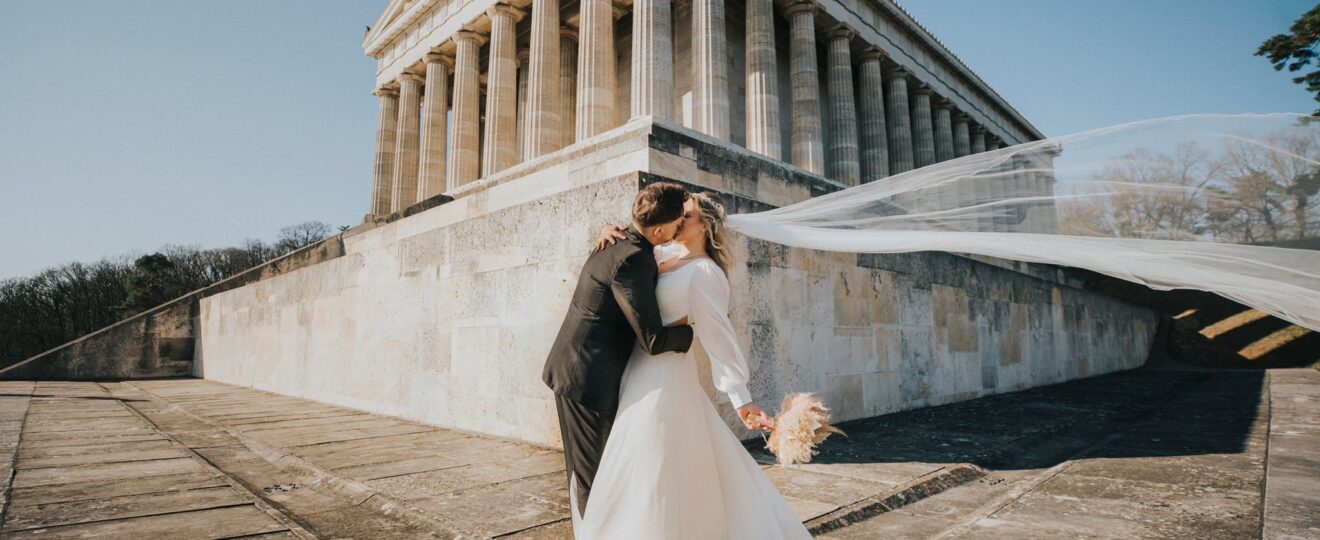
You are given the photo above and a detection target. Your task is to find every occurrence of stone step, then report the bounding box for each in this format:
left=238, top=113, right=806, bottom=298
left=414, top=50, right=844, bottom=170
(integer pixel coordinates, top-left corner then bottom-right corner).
left=805, top=463, right=987, bottom=535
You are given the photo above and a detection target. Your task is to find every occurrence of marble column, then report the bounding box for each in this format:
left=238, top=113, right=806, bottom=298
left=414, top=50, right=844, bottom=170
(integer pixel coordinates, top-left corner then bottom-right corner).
left=1015, top=155, right=1033, bottom=232
left=856, top=48, right=889, bottom=182
left=516, top=49, right=530, bottom=163
left=884, top=67, right=914, bottom=175
left=971, top=126, right=987, bottom=153
left=953, top=113, right=971, bottom=157
left=784, top=2, right=822, bottom=174
left=947, top=113, right=971, bottom=211
left=933, top=98, right=954, bottom=163
left=483, top=5, right=524, bottom=177
left=692, top=0, right=729, bottom=139
left=419, top=54, right=452, bottom=200
left=632, top=0, right=674, bottom=121
left=927, top=95, right=956, bottom=210
left=578, top=0, right=617, bottom=140
left=448, top=31, right=486, bottom=189
left=391, top=72, right=424, bottom=212
left=744, top=0, right=780, bottom=159
left=559, top=29, right=578, bottom=147
left=371, top=87, right=399, bottom=216
left=825, top=26, right=859, bottom=185
left=970, top=126, right=990, bottom=229
left=997, top=138, right=1013, bottom=219
left=911, top=85, right=935, bottom=169
left=524, top=0, right=561, bottom=159
left=1041, top=147, right=1061, bottom=233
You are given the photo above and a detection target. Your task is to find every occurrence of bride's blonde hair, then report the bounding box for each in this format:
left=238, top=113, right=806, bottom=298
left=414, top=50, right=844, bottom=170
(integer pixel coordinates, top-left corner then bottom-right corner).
left=693, top=192, right=732, bottom=276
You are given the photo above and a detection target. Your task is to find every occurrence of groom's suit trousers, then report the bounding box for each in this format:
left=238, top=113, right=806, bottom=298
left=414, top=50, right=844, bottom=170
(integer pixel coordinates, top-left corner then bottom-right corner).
left=554, top=395, right=615, bottom=517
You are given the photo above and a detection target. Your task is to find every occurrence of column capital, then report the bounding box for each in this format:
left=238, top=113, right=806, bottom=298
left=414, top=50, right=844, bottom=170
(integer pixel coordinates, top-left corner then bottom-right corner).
left=373, top=86, right=399, bottom=97
left=933, top=97, right=954, bottom=110
left=612, top=5, right=628, bottom=20
left=884, top=65, right=910, bottom=78
left=454, top=30, right=488, bottom=46
left=972, top=124, right=987, bottom=134
left=487, top=3, right=525, bottom=22
left=424, top=52, right=454, bottom=68
left=517, top=48, right=530, bottom=64
left=560, top=28, right=579, bottom=41
left=783, top=1, right=818, bottom=18
left=398, top=72, right=425, bottom=85
left=856, top=46, right=885, bottom=63
left=826, top=25, right=855, bottom=42
left=954, top=112, right=972, bottom=123
left=911, top=83, right=933, bottom=96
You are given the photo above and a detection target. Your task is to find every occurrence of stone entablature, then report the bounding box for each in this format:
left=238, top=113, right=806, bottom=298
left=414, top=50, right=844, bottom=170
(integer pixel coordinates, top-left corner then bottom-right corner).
left=822, top=0, right=1040, bottom=146
left=361, top=0, right=1050, bottom=226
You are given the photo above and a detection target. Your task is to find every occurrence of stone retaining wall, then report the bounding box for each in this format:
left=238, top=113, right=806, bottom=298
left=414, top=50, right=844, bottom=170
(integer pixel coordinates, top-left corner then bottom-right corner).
left=196, top=121, right=1158, bottom=446
left=1, top=229, right=347, bottom=380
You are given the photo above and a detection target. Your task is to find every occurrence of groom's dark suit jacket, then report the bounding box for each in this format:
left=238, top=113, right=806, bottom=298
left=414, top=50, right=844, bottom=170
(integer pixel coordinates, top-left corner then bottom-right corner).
left=542, top=226, right=694, bottom=412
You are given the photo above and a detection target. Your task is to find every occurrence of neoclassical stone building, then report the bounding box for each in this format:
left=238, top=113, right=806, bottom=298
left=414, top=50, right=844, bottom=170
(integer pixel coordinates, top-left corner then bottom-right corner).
left=179, top=0, right=1147, bottom=447
left=363, top=0, right=1050, bottom=226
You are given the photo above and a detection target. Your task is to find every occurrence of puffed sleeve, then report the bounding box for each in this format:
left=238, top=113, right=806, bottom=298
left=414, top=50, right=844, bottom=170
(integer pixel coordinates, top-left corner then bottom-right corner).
left=688, top=259, right=753, bottom=409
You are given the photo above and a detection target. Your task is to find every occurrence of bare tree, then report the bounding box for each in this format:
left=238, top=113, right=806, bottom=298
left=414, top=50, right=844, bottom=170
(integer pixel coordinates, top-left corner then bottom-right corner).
left=1, top=220, right=342, bottom=366
left=274, top=221, right=334, bottom=254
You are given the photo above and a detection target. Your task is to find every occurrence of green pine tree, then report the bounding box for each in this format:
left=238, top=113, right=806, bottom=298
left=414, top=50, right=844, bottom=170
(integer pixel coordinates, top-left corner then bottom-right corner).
left=1257, top=4, right=1320, bottom=114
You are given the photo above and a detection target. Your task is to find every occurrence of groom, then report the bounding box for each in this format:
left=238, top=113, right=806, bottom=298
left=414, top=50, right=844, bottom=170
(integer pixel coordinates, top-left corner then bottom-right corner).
left=542, top=182, right=695, bottom=518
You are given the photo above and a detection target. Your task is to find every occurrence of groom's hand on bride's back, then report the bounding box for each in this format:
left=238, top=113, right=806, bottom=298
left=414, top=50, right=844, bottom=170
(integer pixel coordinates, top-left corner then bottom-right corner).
left=594, top=224, right=629, bottom=252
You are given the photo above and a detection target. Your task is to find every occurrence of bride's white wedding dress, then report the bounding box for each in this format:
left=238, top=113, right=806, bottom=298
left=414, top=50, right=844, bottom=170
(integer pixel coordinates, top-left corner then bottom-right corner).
left=572, top=244, right=811, bottom=539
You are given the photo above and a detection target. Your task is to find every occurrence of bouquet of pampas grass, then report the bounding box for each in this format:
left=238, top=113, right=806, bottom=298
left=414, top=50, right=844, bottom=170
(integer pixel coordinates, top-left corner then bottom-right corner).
left=762, top=393, right=846, bottom=465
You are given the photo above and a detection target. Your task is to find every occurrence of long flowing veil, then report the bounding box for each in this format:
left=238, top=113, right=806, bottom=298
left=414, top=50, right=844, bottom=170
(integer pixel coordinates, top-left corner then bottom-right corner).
left=726, top=113, right=1320, bottom=332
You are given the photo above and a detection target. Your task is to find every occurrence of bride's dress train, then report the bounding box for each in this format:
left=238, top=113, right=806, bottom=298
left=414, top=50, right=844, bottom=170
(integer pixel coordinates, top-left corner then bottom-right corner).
left=573, top=248, right=811, bottom=539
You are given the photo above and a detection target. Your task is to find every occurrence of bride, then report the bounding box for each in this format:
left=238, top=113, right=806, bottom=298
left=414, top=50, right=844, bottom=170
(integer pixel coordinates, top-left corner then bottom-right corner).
left=574, top=192, right=812, bottom=539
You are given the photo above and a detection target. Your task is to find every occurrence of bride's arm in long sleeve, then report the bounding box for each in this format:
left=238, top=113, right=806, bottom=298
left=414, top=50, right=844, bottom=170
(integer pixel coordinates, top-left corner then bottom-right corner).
left=688, top=260, right=753, bottom=409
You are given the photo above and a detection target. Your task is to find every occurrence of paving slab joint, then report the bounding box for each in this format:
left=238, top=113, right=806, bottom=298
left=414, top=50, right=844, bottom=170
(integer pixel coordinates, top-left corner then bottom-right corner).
left=121, top=381, right=479, bottom=539
left=0, top=385, right=33, bottom=531
left=99, top=383, right=318, bottom=539
left=805, top=463, right=987, bottom=535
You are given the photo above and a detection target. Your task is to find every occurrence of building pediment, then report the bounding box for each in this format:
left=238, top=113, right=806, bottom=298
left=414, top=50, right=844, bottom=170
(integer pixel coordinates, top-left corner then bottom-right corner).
left=363, top=0, right=435, bottom=56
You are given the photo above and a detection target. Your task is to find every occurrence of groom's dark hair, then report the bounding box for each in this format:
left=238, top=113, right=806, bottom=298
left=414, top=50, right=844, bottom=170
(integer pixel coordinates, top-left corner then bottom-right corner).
left=632, top=182, right=689, bottom=229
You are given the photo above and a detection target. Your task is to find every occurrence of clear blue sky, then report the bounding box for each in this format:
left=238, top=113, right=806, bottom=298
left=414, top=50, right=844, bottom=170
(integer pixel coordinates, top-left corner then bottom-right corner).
left=1, top=0, right=1315, bottom=280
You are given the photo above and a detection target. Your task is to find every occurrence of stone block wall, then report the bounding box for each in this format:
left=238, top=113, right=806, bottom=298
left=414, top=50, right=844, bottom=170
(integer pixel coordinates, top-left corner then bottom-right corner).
left=648, top=121, right=1156, bottom=427
left=1, top=302, right=195, bottom=380
left=196, top=121, right=1158, bottom=447
left=0, top=233, right=347, bottom=381
left=198, top=124, right=657, bottom=446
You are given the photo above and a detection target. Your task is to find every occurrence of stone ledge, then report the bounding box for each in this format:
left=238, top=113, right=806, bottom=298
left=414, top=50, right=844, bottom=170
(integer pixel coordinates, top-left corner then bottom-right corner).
left=806, top=463, right=987, bottom=535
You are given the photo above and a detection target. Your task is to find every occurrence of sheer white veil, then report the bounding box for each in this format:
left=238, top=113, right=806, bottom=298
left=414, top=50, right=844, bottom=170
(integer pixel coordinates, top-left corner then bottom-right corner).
left=726, top=114, right=1320, bottom=332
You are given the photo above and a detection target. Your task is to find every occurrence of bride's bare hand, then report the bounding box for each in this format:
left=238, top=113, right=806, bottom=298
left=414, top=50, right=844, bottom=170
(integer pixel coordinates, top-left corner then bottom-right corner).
left=594, top=224, right=628, bottom=252
left=737, top=403, right=773, bottom=430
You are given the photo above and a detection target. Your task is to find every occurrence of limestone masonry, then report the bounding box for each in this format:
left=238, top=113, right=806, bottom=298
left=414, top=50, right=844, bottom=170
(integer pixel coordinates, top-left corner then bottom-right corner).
left=188, top=0, right=1156, bottom=446
left=97, top=0, right=1163, bottom=447
left=363, top=0, right=1051, bottom=221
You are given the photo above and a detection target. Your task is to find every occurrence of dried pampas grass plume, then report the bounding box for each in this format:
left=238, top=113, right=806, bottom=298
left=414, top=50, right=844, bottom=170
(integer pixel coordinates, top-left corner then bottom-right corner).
left=764, top=393, right=846, bottom=465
